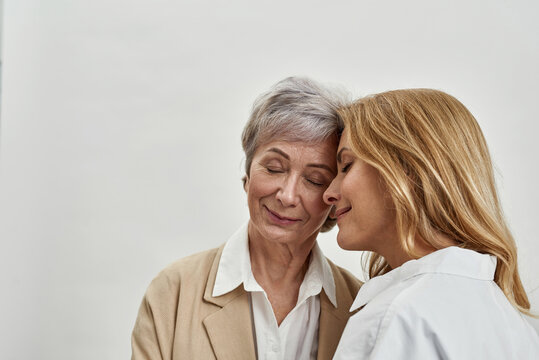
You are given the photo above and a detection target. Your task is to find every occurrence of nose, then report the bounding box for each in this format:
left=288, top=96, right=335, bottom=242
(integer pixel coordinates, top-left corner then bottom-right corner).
left=276, top=175, right=300, bottom=207
left=323, top=177, right=341, bottom=205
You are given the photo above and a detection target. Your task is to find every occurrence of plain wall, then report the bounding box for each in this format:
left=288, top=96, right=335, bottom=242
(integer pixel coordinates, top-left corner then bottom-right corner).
left=0, top=0, right=538, bottom=359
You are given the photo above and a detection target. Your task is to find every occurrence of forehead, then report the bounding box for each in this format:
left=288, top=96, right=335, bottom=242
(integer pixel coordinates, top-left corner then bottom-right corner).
left=256, top=139, right=338, bottom=162
left=338, top=128, right=350, bottom=150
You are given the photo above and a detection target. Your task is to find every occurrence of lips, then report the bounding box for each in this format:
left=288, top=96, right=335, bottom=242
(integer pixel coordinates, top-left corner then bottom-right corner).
left=264, top=206, right=301, bottom=225
left=334, top=206, right=351, bottom=220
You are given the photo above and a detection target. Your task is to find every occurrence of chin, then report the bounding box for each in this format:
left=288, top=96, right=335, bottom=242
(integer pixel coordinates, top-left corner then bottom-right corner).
left=262, top=225, right=300, bottom=243
left=336, top=232, right=355, bottom=250
left=337, top=230, right=367, bottom=251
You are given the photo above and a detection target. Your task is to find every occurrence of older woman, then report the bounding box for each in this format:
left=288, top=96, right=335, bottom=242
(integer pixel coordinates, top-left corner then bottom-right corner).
left=324, top=89, right=539, bottom=359
left=131, top=77, right=361, bottom=360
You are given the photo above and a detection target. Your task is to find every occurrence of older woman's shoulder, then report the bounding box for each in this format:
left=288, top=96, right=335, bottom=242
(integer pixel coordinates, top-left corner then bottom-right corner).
left=162, top=246, right=222, bottom=274
left=145, top=245, right=224, bottom=296
left=325, top=258, right=363, bottom=295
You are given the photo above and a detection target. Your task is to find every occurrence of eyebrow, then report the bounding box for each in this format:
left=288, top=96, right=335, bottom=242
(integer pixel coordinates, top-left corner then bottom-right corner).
left=306, top=163, right=334, bottom=173
left=337, top=147, right=350, bottom=163
left=267, top=147, right=335, bottom=173
left=267, top=147, right=289, bottom=160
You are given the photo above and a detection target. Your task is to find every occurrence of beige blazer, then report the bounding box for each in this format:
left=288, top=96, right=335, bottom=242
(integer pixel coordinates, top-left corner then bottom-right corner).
left=132, top=244, right=361, bottom=360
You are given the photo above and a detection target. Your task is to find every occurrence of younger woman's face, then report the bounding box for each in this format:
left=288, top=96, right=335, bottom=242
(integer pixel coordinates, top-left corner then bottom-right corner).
left=323, top=128, right=397, bottom=252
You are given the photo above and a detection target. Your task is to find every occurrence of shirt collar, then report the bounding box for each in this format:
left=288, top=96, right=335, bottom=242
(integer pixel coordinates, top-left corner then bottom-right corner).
left=213, top=222, right=337, bottom=307
left=350, top=246, right=497, bottom=311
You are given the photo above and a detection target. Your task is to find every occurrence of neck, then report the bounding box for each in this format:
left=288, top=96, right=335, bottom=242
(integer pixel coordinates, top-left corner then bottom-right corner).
left=247, top=221, right=316, bottom=287
left=383, top=232, right=457, bottom=269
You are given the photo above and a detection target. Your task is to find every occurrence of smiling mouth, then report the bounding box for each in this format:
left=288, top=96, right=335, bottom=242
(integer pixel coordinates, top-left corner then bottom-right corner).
left=264, top=206, right=301, bottom=225
left=334, top=207, right=351, bottom=220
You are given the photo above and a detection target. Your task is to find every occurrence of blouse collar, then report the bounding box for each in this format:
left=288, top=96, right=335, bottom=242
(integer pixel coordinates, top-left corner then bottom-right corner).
left=213, top=222, right=337, bottom=307
left=351, top=246, right=497, bottom=311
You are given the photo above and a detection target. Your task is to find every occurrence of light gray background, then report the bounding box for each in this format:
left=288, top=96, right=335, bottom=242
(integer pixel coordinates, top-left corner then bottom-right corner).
left=0, top=0, right=538, bottom=359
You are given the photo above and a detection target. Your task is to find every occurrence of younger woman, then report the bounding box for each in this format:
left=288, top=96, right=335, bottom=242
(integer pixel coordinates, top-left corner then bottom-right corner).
left=324, top=89, right=539, bottom=359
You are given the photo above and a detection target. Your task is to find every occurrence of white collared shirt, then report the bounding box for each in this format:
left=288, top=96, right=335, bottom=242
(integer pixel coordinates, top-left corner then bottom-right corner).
left=213, top=223, right=337, bottom=360
left=334, top=247, right=539, bottom=359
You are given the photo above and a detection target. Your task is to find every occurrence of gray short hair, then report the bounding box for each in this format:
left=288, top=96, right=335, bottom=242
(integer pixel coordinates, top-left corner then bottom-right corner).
left=241, top=76, right=347, bottom=232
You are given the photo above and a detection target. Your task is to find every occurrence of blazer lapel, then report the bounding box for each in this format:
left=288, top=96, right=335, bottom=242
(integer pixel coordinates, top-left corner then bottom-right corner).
left=317, top=260, right=360, bottom=360
left=317, top=290, right=350, bottom=360
left=202, top=245, right=257, bottom=360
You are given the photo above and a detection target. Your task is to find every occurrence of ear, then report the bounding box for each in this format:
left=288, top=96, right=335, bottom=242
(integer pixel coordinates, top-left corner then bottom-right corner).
left=242, top=175, right=249, bottom=193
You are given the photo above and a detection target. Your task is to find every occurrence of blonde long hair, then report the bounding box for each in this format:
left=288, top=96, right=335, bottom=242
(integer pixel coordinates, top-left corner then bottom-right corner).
left=339, top=88, right=530, bottom=313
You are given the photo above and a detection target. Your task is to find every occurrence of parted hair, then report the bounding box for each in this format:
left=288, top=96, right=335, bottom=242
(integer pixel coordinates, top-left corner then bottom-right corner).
left=242, top=77, right=346, bottom=232
left=339, top=88, right=531, bottom=313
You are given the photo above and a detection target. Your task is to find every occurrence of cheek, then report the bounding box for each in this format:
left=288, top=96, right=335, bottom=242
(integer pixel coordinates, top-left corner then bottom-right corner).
left=303, top=189, right=331, bottom=217
left=339, top=176, right=356, bottom=203
left=247, top=173, right=277, bottom=198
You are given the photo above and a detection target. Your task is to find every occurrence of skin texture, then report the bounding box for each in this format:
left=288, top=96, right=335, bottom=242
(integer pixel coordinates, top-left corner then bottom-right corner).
left=323, top=129, right=412, bottom=268
left=244, top=138, right=337, bottom=324
left=324, top=129, right=452, bottom=269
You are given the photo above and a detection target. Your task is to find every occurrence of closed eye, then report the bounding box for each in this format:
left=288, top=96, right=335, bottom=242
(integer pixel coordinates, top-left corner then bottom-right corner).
left=306, top=178, right=324, bottom=187
left=341, top=162, right=352, bottom=173
left=266, top=167, right=283, bottom=174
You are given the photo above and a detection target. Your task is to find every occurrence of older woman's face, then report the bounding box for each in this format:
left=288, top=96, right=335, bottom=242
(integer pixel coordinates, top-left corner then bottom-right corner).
left=245, top=138, right=338, bottom=246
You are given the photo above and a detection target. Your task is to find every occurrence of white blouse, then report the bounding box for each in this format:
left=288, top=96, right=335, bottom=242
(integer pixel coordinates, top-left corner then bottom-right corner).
left=334, top=247, right=539, bottom=360
left=212, top=223, right=337, bottom=360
